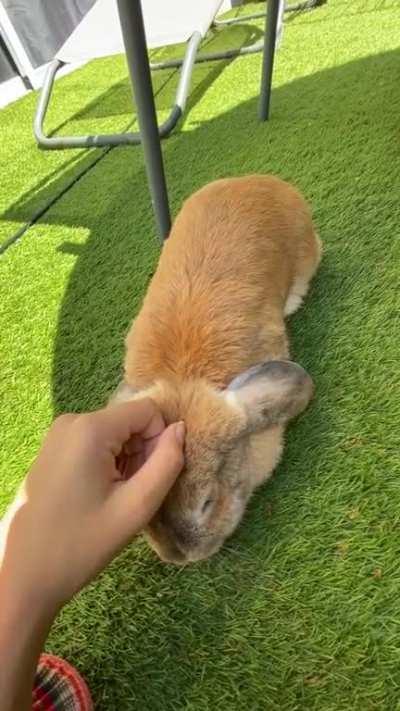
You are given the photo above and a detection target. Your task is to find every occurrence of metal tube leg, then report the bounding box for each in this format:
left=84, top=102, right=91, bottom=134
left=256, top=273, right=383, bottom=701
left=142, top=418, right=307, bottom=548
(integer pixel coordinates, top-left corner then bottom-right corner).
left=259, top=0, right=281, bottom=121
left=116, top=0, right=171, bottom=240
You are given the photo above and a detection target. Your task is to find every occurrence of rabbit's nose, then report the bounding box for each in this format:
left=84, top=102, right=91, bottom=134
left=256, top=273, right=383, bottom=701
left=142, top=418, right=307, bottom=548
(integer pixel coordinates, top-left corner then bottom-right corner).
left=170, top=521, right=197, bottom=549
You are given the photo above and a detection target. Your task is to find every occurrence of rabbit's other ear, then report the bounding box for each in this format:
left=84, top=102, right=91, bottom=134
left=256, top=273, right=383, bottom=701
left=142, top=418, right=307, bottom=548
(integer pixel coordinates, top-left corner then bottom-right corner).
left=109, top=379, right=137, bottom=405
left=226, top=360, right=314, bottom=431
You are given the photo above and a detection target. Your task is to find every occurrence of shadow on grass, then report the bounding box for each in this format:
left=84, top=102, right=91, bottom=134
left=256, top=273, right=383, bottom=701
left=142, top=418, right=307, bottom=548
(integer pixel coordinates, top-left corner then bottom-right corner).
left=0, top=22, right=262, bottom=249
left=4, top=48, right=400, bottom=709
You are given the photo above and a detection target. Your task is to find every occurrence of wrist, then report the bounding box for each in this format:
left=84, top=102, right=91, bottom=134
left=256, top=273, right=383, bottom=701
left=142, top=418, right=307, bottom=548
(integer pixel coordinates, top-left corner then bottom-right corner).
left=0, top=505, right=66, bottom=620
left=0, top=570, right=59, bottom=634
left=0, top=572, right=59, bottom=711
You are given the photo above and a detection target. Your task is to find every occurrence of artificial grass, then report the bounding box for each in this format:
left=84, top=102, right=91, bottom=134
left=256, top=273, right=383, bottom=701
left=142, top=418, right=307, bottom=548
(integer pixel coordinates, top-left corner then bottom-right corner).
left=1, top=0, right=400, bottom=708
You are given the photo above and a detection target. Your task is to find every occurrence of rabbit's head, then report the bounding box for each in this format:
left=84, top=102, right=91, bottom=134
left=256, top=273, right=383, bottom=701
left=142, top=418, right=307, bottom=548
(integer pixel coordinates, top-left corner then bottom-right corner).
left=114, top=360, right=313, bottom=564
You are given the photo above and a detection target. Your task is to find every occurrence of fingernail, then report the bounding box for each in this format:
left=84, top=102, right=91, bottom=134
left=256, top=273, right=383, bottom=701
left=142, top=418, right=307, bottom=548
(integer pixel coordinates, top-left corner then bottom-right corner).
left=175, top=421, right=186, bottom=446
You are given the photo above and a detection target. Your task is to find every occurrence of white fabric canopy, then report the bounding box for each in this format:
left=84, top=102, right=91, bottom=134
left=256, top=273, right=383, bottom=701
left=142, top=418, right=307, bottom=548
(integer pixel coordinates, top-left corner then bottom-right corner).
left=58, top=0, right=225, bottom=62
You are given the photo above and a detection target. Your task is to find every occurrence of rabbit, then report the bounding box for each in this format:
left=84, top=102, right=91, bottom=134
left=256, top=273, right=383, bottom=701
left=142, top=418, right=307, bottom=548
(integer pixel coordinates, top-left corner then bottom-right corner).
left=110, top=174, right=322, bottom=564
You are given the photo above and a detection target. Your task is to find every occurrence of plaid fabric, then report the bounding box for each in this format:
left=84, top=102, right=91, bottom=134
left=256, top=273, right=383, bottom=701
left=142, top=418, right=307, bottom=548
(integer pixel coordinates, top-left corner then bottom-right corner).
left=32, top=654, right=93, bottom=711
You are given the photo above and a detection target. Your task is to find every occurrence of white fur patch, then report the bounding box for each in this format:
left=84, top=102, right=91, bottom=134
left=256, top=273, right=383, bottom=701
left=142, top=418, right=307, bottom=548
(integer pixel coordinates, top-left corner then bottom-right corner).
left=284, top=275, right=312, bottom=316
left=284, top=291, right=304, bottom=316
left=110, top=381, right=154, bottom=405
left=224, top=389, right=245, bottom=412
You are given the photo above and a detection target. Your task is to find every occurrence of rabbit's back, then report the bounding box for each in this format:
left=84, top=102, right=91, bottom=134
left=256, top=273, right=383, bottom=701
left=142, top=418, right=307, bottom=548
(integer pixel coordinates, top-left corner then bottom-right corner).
left=125, top=175, right=315, bottom=388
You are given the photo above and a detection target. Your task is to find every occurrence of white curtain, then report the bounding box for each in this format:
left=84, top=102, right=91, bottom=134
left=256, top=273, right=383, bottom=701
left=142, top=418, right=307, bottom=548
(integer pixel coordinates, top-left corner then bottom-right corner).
left=0, top=32, right=15, bottom=80
left=0, top=0, right=95, bottom=82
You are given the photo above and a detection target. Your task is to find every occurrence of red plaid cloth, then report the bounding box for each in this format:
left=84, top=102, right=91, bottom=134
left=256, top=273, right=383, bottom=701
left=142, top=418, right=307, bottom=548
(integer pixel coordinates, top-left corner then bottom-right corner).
left=32, top=654, right=93, bottom=711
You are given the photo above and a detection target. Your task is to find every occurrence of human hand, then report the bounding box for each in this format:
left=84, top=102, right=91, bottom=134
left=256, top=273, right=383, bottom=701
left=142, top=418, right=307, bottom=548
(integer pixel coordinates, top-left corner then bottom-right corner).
left=0, top=400, right=185, bottom=612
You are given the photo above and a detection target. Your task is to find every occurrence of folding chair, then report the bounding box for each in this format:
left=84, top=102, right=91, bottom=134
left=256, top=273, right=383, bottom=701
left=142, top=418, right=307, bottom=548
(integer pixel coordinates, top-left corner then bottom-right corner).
left=34, top=0, right=320, bottom=238
left=34, top=0, right=283, bottom=150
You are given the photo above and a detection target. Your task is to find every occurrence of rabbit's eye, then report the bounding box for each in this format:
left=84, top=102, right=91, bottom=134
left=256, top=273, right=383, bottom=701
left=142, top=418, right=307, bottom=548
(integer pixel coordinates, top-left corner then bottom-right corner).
left=202, top=498, right=214, bottom=514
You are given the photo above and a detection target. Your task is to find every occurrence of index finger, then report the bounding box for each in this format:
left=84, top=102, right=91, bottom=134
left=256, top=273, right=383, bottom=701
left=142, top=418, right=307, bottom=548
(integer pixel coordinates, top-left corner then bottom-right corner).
left=87, top=399, right=166, bottom=455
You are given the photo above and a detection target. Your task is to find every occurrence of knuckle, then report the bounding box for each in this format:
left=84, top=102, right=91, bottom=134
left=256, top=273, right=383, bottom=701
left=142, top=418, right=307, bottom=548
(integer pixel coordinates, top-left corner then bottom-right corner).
left=52, top=413, right=74, bottom=431
left=68, top=412, right=103, bottom=450
left=76, top=412, right=100, bottom=437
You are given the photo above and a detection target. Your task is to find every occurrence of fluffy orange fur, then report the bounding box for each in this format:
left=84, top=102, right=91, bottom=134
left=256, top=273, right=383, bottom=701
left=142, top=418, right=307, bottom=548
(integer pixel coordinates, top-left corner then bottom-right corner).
left=125, top=175, right=320, bottom=391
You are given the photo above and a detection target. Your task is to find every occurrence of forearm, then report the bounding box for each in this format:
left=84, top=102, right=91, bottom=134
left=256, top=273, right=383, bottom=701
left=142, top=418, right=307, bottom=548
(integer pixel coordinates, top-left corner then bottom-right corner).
left=0, top=579, right=56, bottom=711
left=0, top=401, right=184, bottom=710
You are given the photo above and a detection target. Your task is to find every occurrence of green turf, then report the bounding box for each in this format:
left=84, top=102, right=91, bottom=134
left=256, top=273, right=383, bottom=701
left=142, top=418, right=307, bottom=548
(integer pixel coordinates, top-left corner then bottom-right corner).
left=1, top=1, right=400, bottom=708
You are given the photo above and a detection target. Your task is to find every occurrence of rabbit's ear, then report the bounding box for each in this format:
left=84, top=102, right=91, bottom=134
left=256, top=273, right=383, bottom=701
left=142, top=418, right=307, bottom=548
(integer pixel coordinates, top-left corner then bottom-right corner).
left=109, top=379, right=137, bottom=404
left=226, top=360, right=314, bottom=431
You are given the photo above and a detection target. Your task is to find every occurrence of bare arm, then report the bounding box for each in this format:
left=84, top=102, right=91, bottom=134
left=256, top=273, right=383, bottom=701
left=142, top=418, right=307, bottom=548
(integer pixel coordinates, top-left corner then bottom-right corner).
left=0, top=402, right=185, bottom=710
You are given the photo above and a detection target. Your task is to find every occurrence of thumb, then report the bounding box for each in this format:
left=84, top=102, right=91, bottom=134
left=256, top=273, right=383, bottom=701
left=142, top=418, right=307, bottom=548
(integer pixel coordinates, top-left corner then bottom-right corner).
left=109, top=422, right=185, bottom=541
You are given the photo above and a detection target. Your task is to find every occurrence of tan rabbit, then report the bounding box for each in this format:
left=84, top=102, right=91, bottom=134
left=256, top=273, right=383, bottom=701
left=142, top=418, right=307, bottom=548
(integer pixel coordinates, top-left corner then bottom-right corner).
left=111, top=175, right=321, bottom=564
